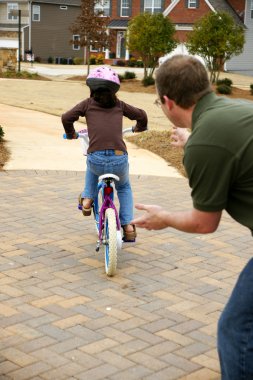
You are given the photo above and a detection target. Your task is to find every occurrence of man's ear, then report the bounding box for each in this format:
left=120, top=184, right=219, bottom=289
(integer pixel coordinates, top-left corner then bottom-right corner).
left=163, top=95, right=174, bottom=110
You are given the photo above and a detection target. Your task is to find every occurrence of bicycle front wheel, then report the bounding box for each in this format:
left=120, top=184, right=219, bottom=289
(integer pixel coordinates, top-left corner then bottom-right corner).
left=104, top=208, right=117, bottom=277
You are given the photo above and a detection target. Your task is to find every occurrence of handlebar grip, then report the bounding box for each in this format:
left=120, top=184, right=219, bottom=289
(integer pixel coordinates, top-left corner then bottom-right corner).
left=63, top=133, right=79, bottom=139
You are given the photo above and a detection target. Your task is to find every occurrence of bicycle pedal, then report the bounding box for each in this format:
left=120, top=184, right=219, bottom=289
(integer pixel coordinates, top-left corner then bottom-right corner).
left=95, top=241, right=100, bottom=252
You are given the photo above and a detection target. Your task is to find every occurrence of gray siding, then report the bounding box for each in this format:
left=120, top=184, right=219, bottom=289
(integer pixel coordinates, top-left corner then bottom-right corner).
left=31, top=2, right=82, bottom=62
left=226, top=0, right=253, bottom=72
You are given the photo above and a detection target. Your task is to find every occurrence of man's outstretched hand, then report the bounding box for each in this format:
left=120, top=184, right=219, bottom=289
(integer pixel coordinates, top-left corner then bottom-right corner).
left=171, top=127, right=190, bottom=148
left=131, top=203, right=169, bottom=230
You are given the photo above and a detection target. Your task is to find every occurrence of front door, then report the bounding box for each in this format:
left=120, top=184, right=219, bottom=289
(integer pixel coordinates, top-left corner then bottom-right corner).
left=116, top=31, right=125, bottom=59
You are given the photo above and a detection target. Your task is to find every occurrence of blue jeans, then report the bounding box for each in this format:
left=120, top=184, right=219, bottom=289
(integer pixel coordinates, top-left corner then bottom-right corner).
left=82, top=150, right=133, bottom=226
left=218, top=257, right=253, bottom=380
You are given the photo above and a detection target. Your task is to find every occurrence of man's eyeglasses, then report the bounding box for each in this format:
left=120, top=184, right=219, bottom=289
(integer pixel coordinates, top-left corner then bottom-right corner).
left=154, top=98, right=162, bottom=107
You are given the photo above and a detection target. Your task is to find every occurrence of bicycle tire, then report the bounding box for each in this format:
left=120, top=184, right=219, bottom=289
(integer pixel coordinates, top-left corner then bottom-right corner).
left=104, top=208, right=117, bottom=277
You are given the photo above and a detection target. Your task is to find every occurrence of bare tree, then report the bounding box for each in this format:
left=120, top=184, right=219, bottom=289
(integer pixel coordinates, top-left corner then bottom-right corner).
left=70, top=0, right=110, bottom=74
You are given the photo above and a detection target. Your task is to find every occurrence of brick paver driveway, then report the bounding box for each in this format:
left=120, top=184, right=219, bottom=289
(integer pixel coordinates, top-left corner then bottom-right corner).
left=1, top=170, right=252, bottom=380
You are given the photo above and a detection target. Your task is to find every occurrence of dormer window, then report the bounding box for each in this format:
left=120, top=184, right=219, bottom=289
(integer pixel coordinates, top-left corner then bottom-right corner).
left=188, top=0, right=197, bottom=8
left=95, top=0, right=110, bottom=16
left=144, top=0, right=162, bottom=14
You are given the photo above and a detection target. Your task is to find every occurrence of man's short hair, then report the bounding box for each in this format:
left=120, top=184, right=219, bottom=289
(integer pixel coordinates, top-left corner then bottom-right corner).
left=156, top=55, right=212, bottom=109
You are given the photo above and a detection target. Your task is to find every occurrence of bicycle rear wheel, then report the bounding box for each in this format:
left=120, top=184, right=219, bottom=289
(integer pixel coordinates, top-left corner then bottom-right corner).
left=104, top=208, right=117, bottom=276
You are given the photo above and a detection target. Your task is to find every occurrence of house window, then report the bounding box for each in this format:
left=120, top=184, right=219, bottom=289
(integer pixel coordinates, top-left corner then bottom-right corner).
left=95, top=0, right=110, bottom=16
left=144, top=0, right=162, bottom=13
left=251, top=0, right=253, bottom=18
left=73, top=35, right=80, bottom=50
left=90, top=43, right=105, bottom=52
left=60, top=5, right=68, bottom=10
left=7, top=3, right=18, bottom=20
left=121, top=0, right=130, bottom=16
left=188, top=0, right=197, bottom=8
left=32, top=5, right=40, bottom=21
left=90, top=43, right=98, bottom=52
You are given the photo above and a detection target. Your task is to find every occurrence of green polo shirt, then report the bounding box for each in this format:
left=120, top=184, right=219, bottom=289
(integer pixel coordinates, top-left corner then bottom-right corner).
left=184, top=92, right=253, bottom=233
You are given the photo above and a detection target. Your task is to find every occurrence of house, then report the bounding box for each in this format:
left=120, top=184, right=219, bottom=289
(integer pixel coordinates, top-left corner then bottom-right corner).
left=25, top=0, right=82, bottom=62
left=0, top=0, right=29, bottom=53
left=0, top=0, right=251, bottom=72
left=0, top=0, right=82, bottom=62
left=225, top=0, right=253, bottom=72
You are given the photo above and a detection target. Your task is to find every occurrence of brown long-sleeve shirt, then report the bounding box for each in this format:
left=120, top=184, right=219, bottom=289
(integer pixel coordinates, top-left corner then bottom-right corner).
left=61, top=97, right=148, bottom=153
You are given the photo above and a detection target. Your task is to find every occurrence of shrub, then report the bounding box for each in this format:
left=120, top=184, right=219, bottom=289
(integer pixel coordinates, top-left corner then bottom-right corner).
left=142, top=76, right=155, bottom=87
left=0, top=125, right=4, bottom=141
left=0, top=70, right=39, bottom=79
left=73, top=57, right=83, bottom=65
left=47, top=56, right=53, bottom=64
left=61, top=58, right=68, bottom=64
left=136, top=60, right=144, bottom=68
left=127, top=58, right=137, bottom=67
left=216, top=84, right=232, bottom=95
left=96, top=53, right=104, bottom=64
left=116, top=60, right=126, bottom=67
left=89, top=55, right=96, bottom=65
left=124, top=71, right=136, bottom=80
left=34, top=56, right=41, bottom=63
left=118, top=74, right=124, bottom=82
left=216, top=78, right=233, bottom=87
left=250, top=84, right=253, bottom=95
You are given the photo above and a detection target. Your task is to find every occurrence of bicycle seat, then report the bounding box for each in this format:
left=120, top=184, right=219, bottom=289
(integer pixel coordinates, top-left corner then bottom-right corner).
left=99, top=173, right=120, bottom=182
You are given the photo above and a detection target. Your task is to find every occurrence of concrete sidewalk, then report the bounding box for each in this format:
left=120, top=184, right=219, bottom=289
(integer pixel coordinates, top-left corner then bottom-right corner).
left=1, top=103, right=181, bottom=177
left=21, top=61, right=253, bottom=89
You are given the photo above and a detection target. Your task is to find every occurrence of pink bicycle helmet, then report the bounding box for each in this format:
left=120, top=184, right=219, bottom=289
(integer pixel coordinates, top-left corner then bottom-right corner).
left=86, top=66, right=120, bottom=93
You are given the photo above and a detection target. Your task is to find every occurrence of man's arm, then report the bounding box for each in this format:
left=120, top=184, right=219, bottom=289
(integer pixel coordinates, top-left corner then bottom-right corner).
left=132, top=204, right=222, bottom=234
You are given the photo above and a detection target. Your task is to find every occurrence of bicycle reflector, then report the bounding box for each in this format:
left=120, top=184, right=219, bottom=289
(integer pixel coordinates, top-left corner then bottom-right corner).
left=104, top=186, right=113, bottom=195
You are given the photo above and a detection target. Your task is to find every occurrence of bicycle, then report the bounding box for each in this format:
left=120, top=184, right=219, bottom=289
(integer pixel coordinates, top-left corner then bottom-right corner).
left=64, top=127, right=134, bottom=277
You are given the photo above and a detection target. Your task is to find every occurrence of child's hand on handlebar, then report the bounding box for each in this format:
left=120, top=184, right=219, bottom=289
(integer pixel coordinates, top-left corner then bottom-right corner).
left=132, top=125, right=148, bottom=133
left=66, top=131, right=79, bottom=140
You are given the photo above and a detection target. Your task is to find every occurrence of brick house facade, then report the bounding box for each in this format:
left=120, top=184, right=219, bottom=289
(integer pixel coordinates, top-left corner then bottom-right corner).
left=0, top=0, right=251, bottom=71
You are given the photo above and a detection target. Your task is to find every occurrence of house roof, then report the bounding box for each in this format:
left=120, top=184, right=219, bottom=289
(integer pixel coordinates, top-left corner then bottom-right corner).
left=208, top=0, right=245, bottom=26
left=164, top=0, right=244, bottom=27
left=33, top=0, right=81, bottom=5
left=0, top=23, right=28, bottom=30
left=107, top=19, right=129, bottom=29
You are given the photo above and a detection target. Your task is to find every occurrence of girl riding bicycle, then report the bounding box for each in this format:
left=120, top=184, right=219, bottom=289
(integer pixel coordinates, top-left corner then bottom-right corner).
left=61, top=66, right=148, bottom=242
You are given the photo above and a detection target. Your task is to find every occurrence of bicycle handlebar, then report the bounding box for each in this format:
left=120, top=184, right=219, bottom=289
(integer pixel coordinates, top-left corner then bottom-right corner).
left=63, top=126, right=136, bottom=156
left=63, top=126, right=135, bottom=140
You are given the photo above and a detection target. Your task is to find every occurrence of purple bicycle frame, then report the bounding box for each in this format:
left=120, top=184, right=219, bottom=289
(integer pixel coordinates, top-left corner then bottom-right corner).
left=98, top=193, right=121, bottom=242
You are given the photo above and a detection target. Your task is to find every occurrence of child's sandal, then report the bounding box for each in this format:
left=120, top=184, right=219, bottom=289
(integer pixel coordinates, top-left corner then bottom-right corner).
left=122, top=224, right=137, bottom=242
left=78, top=194, right=92, bottom=216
